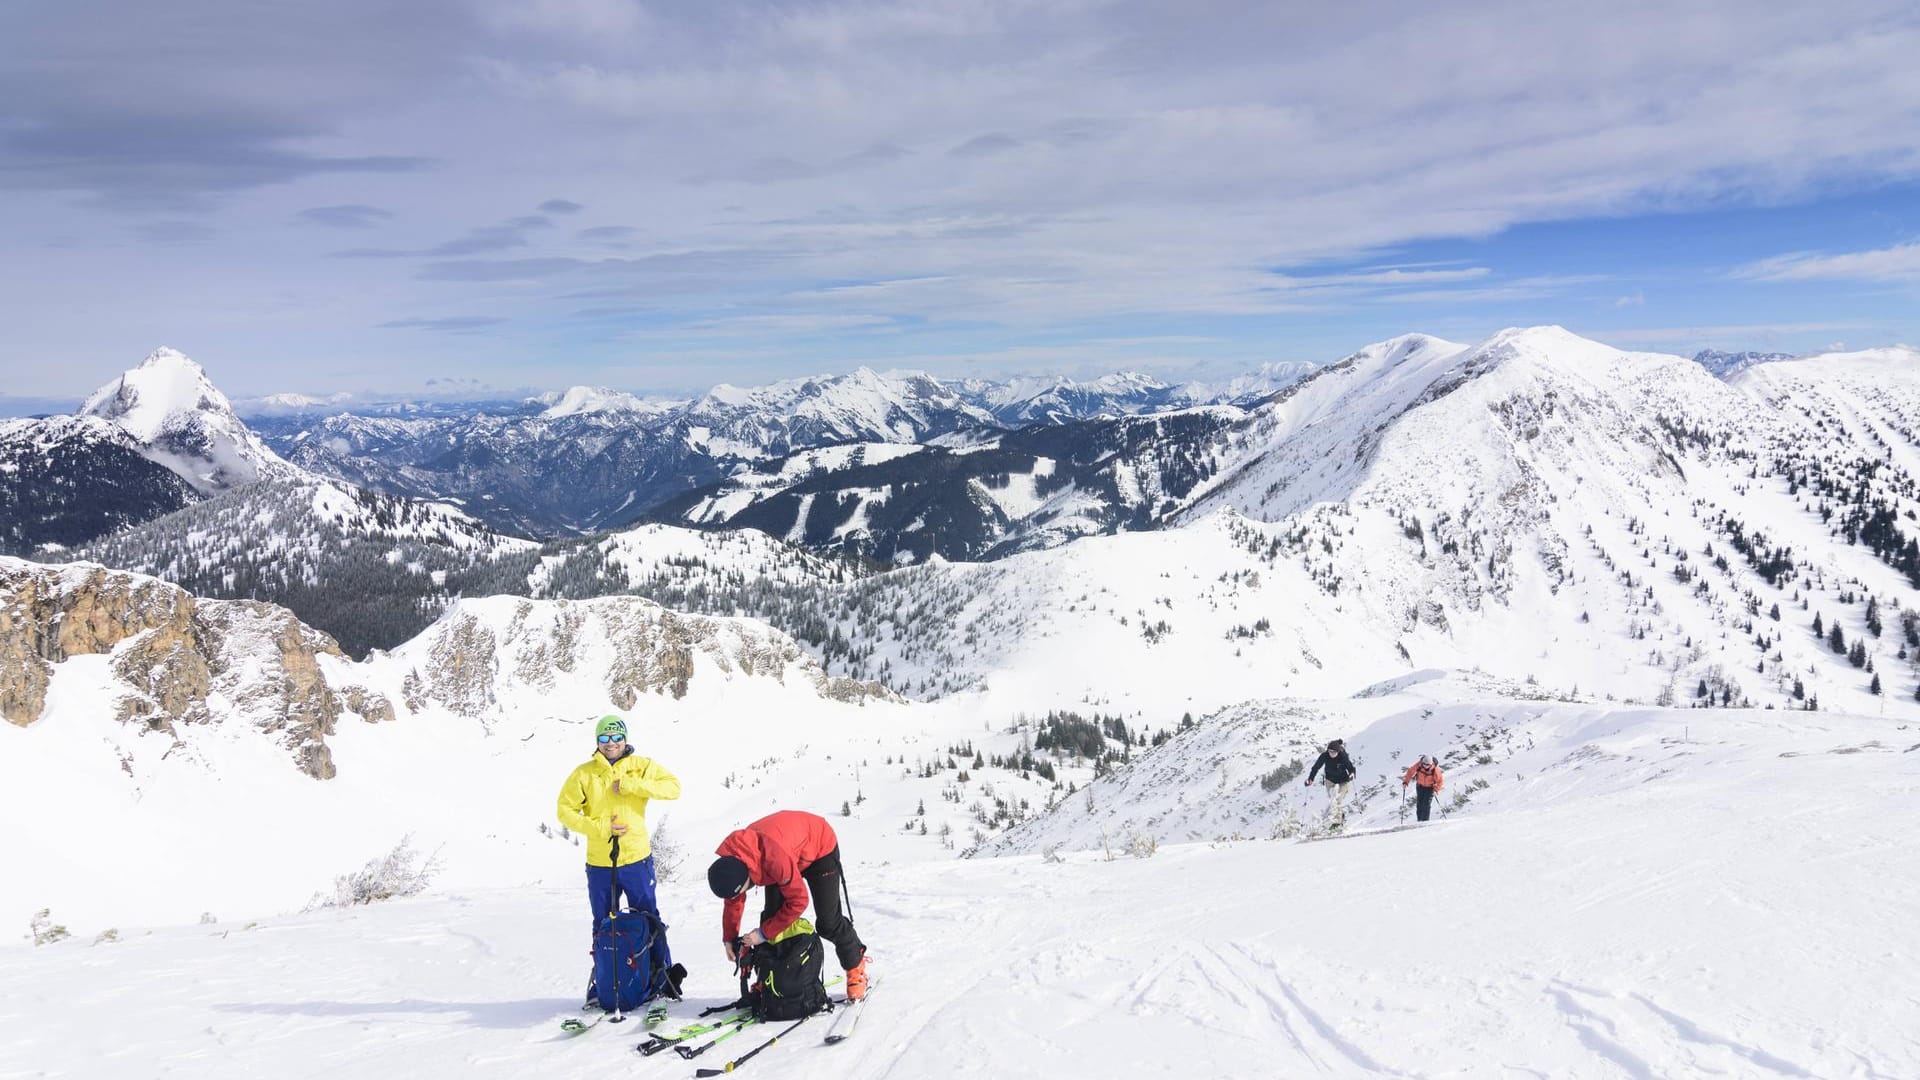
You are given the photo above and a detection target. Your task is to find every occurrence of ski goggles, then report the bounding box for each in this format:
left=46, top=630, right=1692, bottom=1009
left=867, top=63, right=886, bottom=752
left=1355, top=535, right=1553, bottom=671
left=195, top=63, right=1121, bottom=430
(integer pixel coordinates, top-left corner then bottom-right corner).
left=596, top=734, right=625, bottom=744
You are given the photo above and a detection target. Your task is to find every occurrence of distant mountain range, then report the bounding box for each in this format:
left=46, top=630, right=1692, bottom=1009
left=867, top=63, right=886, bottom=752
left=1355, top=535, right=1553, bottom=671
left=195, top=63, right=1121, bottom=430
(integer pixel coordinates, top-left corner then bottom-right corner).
left=245, top=365, right=1319, bottom=537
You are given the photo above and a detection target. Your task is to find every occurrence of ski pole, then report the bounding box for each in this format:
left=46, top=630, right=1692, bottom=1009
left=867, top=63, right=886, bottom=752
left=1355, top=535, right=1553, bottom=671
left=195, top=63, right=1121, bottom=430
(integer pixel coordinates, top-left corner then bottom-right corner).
left=639, top=1014, right=752, bottom=1056
left=693, top=1015, right=811, bottom=1076
left=676, top=1015, right=759, bottom=1059
left=606, top=834, right=625, bottom=1022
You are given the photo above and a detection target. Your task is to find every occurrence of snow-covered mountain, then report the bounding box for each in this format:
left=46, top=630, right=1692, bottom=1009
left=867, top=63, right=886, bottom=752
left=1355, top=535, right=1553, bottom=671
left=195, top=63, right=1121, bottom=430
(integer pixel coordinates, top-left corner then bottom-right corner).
left=1691, top=347, right=1795, bottom=378
left=0, top=416, right=198, bottom=555
left=1, top=348, right=312, bottom=552
left=530, top=385, right=680, bottom=418
left=958, top=371, right=1180, bottom=425
left=255, top=369, right=1004, bottom=538
left=1172, top=359, right=1322, bottom=405
left=66, top=478, right=538, bottom=657
left=642, top=327, right=1920, bottom=722
left=252, top=365, right=1317, bottom=538
left=77, top=347, right=300, bottom=493
left=654, top=406, right=1246, bottom=561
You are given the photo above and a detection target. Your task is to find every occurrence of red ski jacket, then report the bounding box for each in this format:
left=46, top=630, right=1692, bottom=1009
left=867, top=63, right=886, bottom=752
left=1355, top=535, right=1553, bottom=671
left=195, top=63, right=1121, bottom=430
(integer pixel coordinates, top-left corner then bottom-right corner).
left=717, top=810, right=840, bottom=943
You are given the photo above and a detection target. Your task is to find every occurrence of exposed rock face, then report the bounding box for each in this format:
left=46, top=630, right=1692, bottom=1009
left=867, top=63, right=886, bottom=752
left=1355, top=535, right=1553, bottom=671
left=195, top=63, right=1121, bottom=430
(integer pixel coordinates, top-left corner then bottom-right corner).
left=400, top=595, right=898, bottom=717
left=3, top=558, right=883, bottom=778
left=0, top=557, right=392, bottom=779
left=1, top=561, right=193, bottom=726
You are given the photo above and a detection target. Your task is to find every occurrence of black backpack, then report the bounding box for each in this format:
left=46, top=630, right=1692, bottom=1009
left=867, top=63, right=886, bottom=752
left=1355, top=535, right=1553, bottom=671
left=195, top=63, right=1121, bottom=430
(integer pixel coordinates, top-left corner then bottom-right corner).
left=746, top=923, right=831, bottom=1021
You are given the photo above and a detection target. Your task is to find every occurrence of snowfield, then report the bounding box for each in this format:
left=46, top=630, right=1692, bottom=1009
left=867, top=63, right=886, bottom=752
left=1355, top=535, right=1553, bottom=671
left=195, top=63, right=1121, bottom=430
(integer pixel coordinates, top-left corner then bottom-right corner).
left=3, top=680, right=1915, bottom=1078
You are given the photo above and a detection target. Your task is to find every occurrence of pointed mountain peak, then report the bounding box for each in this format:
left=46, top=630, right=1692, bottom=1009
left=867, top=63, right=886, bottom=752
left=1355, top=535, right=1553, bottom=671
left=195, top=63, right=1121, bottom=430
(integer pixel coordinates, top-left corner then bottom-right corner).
left=75, top=346, right=294, bottom=491
left=79, top=346, right=238, bottom=443
left=139, top=346, right=200, bottom=371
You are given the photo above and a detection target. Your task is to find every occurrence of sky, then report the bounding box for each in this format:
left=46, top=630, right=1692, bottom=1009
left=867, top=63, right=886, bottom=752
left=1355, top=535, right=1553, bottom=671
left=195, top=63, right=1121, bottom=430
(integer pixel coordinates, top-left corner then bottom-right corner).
left=2, top=0, right=1918, bottom=403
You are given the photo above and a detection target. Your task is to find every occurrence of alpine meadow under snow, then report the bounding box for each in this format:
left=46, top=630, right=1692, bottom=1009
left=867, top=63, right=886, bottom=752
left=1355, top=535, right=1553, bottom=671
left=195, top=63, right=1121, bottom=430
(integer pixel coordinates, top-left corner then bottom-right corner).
left=4, top=327, right=1919, bottom=1079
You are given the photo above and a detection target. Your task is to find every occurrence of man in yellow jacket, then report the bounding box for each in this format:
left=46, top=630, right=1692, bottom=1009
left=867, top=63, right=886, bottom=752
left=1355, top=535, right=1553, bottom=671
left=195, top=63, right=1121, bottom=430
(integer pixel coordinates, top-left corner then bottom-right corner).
left=557, top=715, right=683, bottom=1003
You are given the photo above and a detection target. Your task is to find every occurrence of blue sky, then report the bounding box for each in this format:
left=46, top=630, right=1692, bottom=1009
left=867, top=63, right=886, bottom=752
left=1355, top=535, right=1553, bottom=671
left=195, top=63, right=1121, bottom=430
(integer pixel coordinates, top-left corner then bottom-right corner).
left=2, top=0, right=1917, bottom=402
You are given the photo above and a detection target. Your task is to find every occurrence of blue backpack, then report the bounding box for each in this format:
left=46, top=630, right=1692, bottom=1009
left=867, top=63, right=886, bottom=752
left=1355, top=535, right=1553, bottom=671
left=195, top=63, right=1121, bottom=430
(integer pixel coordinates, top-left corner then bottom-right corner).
left=590, top=907, right=667, bottom=1013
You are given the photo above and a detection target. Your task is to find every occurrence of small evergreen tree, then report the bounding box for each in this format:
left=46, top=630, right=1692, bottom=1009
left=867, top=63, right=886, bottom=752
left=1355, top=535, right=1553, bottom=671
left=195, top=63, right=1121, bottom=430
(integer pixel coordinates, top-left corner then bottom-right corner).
left=1829, top=623, right=1846, bottom=654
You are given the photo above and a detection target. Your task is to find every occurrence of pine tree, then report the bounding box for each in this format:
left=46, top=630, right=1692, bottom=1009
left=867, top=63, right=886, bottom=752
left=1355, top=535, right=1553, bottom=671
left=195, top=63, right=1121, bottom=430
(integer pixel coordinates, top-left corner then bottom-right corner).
left=1829, top=623, right=1846, bottom=654
left=1866, top=596, right=1883, bottom=637
left=1869, top=673, right=1882, bottom=695
left=1812, top=612, right=1824, bottom=636
left=1848, top=640, right=1867, bottom=668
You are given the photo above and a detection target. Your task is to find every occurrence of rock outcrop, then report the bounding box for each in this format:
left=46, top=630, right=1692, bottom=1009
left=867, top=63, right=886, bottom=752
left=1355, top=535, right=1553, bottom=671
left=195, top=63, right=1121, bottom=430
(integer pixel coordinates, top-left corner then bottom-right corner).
left=0, top=557, right=392, bottom=778
left=398, top=595, right=897, bottom=717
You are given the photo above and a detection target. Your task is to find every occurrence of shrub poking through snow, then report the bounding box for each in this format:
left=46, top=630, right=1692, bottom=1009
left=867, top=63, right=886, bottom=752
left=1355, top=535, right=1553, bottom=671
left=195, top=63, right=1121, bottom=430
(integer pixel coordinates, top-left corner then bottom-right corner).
left=28, top=909, right=69, bottom=946
left=650, top=816, right=684, bottom=884
left=308, top=836, right=442, bottom=909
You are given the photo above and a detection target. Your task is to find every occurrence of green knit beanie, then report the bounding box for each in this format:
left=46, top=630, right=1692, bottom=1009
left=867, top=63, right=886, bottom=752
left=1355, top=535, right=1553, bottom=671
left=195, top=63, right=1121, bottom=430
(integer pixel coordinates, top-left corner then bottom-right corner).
left=595, top=715, right=627, bottom=739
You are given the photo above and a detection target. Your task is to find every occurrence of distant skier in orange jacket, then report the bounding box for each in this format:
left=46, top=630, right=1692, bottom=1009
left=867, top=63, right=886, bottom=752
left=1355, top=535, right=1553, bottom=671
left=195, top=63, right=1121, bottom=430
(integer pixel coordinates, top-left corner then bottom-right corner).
left=707, top=809, right=870, bottom=1000
left=1402, top=755, right=1444, bottom=822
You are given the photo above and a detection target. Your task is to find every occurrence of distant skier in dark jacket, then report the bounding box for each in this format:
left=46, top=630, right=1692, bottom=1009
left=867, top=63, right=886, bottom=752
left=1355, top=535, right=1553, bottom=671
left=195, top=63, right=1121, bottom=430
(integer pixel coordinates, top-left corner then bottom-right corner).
left=1304, top=739, right=1357, bottom=828
left=1402, top=755, right=1444, bottom=822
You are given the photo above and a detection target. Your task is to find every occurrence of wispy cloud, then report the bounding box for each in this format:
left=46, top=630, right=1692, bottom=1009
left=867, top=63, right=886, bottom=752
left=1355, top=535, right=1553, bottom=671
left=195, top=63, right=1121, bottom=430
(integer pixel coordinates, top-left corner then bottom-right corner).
left=1386, top=276, right=1607, bottom=304
left=683, top=313, right=897, bottom=335
left=297, top=204, right=394, bottom=229
left=379, top=315, right=509, bottom=332
left=1737, top=242, right=1920, bottom=283
left=1601, top=321, right=1867, bottom=345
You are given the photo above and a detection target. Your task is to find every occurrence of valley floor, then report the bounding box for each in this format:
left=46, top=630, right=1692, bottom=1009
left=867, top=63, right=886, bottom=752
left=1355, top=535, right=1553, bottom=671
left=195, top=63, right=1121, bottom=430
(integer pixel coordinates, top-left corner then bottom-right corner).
left=4, top=717, right=1915, bottom=1080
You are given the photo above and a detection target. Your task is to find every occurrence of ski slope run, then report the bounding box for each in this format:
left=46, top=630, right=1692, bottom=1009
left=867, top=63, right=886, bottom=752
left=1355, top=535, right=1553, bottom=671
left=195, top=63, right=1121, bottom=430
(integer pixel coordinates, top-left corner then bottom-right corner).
left=2, top=701, right=1913, bottom=1079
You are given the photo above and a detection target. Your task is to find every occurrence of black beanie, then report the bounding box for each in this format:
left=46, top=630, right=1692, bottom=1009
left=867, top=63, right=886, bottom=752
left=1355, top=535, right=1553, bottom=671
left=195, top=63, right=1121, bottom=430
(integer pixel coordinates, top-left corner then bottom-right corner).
left=708, top=855, right=750, bottom=898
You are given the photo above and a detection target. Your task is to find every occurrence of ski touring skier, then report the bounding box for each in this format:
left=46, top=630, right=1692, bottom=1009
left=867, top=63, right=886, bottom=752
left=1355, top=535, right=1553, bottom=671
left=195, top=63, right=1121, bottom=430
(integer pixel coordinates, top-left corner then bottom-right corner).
left=1401, top=754, right=1445, bottom=822
left=707, top=809, right=870, bottom=1001
left=556, top=715, right=684, bottom=1008
left=1304, top=738, right=1358, bottom=829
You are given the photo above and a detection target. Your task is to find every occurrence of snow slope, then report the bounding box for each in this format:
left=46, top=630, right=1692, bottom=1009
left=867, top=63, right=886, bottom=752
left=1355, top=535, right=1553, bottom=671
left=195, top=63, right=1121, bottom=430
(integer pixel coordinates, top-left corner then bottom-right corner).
left=1, top=694, right=1912, bottom=1079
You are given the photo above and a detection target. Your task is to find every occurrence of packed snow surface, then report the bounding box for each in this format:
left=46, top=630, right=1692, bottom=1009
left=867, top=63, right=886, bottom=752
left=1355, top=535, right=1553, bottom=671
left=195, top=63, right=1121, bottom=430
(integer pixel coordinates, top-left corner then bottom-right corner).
left=2, top=682, right=1914, bottom=1078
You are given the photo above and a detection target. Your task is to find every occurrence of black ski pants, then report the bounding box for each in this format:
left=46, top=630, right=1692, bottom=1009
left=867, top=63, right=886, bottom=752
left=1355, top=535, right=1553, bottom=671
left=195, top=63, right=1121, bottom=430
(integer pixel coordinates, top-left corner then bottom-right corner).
left=761, top=845, right=866, bottom=970
left=1414, top=785, right=1436, bottom=822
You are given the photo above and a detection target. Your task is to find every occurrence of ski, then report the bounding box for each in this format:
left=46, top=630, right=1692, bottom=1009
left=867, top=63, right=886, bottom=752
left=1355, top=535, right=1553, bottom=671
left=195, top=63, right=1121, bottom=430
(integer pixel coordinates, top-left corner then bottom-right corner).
left=560, top=997, right=667, bottom=1035
left=558, top=1010, right=616, bottom=1035
left=824, top=976, right=875, bottom=1044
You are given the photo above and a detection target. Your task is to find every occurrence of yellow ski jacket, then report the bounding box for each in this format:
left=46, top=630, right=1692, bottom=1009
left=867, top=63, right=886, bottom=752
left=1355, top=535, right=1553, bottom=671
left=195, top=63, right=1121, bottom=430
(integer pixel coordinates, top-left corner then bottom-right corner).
left=556, top=750, right=681, bottom=867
